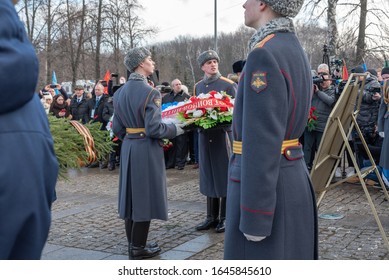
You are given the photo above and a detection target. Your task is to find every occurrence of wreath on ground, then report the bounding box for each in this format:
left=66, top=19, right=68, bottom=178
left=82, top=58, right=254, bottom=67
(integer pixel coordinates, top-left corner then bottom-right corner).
left=48, top=116, right=113, bottom=179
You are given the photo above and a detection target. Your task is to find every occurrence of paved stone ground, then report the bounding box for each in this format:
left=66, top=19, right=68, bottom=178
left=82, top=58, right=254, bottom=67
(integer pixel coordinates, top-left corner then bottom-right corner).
left=42, top=165, right=389, bottom=260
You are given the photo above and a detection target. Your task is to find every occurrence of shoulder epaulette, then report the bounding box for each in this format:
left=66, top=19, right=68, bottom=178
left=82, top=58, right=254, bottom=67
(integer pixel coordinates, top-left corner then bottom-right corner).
left=254, top=34, right=275, bottom=49
left=220, top=76, right=235, bottom=85
left=193, top=80, right=202, bottom=96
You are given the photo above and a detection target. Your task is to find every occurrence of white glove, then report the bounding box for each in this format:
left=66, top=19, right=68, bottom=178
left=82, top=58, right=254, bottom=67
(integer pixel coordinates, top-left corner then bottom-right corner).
left=174, top=123, right=185, bottom=136
left=244, top=233, right=266, bottom=242
left=379, top=131, right=385, bottom=138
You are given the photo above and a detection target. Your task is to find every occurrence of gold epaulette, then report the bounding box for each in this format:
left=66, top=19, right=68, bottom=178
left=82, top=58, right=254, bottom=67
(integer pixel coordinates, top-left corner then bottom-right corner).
left=254, top=34, right=275, bottom=49
left=220, top=76, right=235, bottom=84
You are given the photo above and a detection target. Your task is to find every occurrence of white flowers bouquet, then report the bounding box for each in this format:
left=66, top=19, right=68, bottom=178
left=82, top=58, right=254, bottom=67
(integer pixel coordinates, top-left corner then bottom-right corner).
left=161, top=91, right=234, bottom=129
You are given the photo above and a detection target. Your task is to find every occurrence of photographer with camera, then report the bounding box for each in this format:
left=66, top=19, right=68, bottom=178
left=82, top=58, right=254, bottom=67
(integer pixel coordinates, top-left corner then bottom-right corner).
left=351, top=66, right=381, bottom=168
left=42, top=83, right=69, bottom=102
left=303, top=64, right=336, bottom=170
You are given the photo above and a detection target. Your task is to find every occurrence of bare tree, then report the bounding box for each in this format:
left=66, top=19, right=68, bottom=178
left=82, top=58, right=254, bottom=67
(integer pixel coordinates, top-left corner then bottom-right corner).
left=18, top=0, right=45, bottom=46
left=94, top=0, right=103, bottom=81
left=355, top=0, right=367, bottom=65
left=327, top=0, right=339, bottom=57
left=64, top=0, right=86, bottom=85
left=121, top=0, right=156, bottom=49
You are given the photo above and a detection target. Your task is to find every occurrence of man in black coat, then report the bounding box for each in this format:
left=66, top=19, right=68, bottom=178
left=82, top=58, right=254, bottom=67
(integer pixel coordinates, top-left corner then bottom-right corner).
left=70, top=84, right=90, bottom=124
left=162, top=79, right=190, bottom=170
left=0, top=0, right=58, bottom=259
left=87, top=82, right=110, bottom=168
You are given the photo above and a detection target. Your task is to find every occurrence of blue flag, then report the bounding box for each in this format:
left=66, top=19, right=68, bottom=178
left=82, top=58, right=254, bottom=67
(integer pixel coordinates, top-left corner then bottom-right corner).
left=52, top=70, right=59, bottom=95
left=362, top=60, right=367, bottom=72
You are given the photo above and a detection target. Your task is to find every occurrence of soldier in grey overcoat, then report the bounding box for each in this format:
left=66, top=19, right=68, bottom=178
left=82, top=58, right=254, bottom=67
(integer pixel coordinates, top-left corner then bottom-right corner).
left=377, top=67, right=389, bottom=185
left=224, top=0, right=318, bottom=260
left=112, top=47, right=184, bottom=260
left=194, top=50, right=237, bottom=233
left=0, top=0, right=58, bottom=259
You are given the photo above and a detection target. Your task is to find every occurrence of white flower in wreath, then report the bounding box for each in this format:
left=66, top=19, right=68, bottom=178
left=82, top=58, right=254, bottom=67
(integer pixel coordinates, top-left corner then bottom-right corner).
left=209, top=110, right=218, bottom=120
left=192, top=109, right=204, bottom=118
left=213, top=92, right=223, bottom=99
left=106, top=114, right=114, bottom=138
left=197, top=93, right=211, bottom=99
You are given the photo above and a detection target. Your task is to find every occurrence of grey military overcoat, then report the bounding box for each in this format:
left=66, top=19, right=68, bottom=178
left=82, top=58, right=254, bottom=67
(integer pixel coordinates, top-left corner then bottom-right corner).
left=194, top=77, right=237, bottom=197
left=378, top=84, right=389, bottom=170
left=224, top=32, right=318, bottom=260
left=113, top=76, right=176, bottom=221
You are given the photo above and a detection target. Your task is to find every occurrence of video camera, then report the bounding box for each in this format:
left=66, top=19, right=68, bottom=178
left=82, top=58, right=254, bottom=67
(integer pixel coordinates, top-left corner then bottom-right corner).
left=313, top=75, right=325, bottom=86
left=312, top=73, right=334, bottom=87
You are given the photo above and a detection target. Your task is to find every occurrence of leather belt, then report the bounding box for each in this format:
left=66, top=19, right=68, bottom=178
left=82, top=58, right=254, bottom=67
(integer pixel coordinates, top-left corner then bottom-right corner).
left=232, top=138, right=300, bottom=155
left=126, top=128, right=145, bottom=134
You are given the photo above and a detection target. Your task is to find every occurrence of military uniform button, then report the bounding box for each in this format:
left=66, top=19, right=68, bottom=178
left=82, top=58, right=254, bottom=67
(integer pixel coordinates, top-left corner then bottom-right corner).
left=286, top=150, right=291, bottom=156
left=209, top=139, right=212, bottom=143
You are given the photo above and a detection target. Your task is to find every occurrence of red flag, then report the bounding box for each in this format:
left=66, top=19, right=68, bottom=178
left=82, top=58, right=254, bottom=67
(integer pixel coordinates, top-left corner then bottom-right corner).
left=103, top=70, right=111, bottom=94
left=342, top=59, right=349, bottom=81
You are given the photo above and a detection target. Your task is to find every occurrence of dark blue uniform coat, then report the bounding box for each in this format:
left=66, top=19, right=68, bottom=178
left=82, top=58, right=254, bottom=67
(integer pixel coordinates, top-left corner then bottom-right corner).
left=113, top=77, right=176, bottom=221
left=194, top=77, right=237, bottom=197
left=224, top=33, right=318, bottom=260
left=0, top=0, right=58, bottom=259
left=378, top=83, right=389, bottom=170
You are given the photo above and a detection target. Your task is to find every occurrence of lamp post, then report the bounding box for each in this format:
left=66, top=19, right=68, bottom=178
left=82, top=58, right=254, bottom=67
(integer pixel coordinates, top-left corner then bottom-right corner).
left=214, top=0, right=217, bottom=51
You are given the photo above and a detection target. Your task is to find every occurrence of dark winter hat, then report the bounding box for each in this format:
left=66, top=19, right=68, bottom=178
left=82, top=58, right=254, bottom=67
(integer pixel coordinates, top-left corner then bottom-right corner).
left=381, top=67, right=389, bottom=76
left=367, top=68, right=377, bottom=77
left=262, top=0, right=304, bottom=18
left=124, top=47, right=151, bottom=72
left=197, top=50, right=220, bottom=67
left=232, top=60, right=246, bottom=74
left=352, top=65, right=365, bottom=74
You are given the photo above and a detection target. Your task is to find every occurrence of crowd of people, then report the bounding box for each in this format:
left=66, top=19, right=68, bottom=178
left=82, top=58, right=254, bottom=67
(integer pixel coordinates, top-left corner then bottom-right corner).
left=304, top=61, right=389, bottom=188
left=3, top=0, right=389, bottom=262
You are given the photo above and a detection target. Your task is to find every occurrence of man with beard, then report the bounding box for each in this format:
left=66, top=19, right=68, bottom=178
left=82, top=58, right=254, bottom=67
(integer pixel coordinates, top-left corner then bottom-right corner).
left=162, top=79, right=190, bottom=170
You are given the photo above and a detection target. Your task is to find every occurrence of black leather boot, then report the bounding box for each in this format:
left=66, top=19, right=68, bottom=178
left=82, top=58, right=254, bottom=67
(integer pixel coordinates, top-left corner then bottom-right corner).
left=129, top=221, right=161, bottom=260
left=126, top=219, right=159, bottom=251
left=130, top=245, right=161, bottom=260
left=196, top=197, right=219, bottom=230
left=215, top=197, right=226, bottom=233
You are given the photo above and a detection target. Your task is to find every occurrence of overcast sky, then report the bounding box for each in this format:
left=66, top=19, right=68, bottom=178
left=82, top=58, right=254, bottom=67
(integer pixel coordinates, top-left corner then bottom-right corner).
left=141, top=0, right=247, bottom=43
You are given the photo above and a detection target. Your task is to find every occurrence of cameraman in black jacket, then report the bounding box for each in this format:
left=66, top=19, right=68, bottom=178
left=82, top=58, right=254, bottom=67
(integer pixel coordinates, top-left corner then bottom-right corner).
left=353, top=66, right=381, bottom=167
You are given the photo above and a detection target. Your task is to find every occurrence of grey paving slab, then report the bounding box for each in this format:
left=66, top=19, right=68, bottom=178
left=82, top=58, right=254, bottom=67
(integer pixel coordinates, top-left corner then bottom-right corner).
left=157, top=250, right=196, bottom=260
left=42, top=166, right=389, bottom=260
left=41, top=247, right=112, bottom=260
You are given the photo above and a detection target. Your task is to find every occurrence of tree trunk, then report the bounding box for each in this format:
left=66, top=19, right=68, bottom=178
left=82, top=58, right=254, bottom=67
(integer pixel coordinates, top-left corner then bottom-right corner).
left=327, top=0, right=339, bottom=58
left=46, top=0, right=53, bottom=85
left=355, top=0, right=367, bottom=65
left=95, top=0, right=103, bottom=81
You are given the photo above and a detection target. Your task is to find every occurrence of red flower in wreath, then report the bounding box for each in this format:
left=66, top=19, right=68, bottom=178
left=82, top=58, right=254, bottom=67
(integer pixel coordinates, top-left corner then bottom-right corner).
left=307, top=106, right=318, bottom=132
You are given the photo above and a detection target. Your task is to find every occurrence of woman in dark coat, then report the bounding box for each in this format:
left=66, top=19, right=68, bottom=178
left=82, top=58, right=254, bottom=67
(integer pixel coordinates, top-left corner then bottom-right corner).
left=49, top=95, right=71, bottom=118
left=113, top=47, right=183, bottom=260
